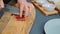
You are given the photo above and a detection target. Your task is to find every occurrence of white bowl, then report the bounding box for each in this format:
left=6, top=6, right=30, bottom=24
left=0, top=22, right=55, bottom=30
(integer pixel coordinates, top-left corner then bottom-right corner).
left=35, top=0, right=48, bottom=5
left=44, top=19, right=60, bottom=34
left=42, top=3, right=56, bottom=12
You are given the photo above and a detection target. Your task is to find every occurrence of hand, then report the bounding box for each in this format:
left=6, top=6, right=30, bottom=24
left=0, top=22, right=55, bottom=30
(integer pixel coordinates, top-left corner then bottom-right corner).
left=18, top=0, right=34, bottom=17
left=0, top=0, right=4, bottom=10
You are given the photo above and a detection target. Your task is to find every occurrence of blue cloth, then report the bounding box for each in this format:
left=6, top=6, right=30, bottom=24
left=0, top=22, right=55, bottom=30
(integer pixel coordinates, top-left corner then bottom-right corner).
left=0, top=11, right=4, bottom=19
left=29, top=8, right=60, bottom=34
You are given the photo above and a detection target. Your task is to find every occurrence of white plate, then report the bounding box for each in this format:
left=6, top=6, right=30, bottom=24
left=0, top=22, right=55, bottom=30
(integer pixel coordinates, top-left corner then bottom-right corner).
left=44, top=19, right=60, bottom=34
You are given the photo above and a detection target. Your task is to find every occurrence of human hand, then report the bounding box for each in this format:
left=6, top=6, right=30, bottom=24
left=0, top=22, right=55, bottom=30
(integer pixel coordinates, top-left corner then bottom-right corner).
left=18, top=0, right=34, bottom=17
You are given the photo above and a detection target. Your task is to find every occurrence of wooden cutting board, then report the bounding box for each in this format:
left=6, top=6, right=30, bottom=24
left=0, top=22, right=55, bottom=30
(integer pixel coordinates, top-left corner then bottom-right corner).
left=32, top=1, right=58, bottom=16
left=0, top=12, right=11, bottom=34
left=0, top=3, right=36, bottom=34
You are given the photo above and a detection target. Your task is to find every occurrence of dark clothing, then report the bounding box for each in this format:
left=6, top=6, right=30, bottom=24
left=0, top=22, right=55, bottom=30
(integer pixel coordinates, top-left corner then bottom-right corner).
left=3, top=0, right=17, bottom=4
left=3, top=0, right=11, bottom=4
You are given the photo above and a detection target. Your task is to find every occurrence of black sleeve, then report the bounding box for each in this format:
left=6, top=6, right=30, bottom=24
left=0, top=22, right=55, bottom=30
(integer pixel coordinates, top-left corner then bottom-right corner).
left=3, top=0, right=11, bottom=4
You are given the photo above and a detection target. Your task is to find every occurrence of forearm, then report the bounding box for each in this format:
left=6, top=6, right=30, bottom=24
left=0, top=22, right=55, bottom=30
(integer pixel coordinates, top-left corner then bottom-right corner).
left=0, top=0, right=4, bottom=9
left=0, top=0, right=3, bottom=2
left=0, top=0, right=4, bottom=5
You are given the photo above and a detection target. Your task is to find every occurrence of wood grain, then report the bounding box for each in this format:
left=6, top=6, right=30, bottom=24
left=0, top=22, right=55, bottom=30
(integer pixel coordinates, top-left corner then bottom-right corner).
left=0, top=12, right=11, bottom=34
left=0, top=3, right=36, bottom=34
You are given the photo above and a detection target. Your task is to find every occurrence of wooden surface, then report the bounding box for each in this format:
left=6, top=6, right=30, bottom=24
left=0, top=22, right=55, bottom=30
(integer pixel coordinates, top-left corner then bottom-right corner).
left=32, top=1, right=58, bottom=16
left=0, top=4, right=36, bottom=34
left=0, top=12, right=11, bottom=34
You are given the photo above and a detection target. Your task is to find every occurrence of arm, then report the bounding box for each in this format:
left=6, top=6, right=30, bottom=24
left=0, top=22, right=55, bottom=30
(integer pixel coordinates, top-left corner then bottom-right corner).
left=0, top=0, right=4, bottom=10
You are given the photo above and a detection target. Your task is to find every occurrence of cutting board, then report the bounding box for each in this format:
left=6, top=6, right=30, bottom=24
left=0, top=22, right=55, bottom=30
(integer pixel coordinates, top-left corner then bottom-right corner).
left=0, top=12, right=11, bottom=34
left=32, top=1, right=58, bottom=16
left=0, top=3, right=36, bottom=34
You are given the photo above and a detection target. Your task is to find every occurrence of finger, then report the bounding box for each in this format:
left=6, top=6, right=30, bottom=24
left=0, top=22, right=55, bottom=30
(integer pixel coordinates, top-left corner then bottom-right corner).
left=25, top=5, right=29, bottom=17
left=28, top=5, right=32, bottom=13
left=29, top=3, right=34, bottom=11
left=27, top=5, right=31, bottom=15
left=28, top=3, right=34, bottom=14
left=20, top=4, right=24, bottom=17
left=30, top=3, right=34, bottom=9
